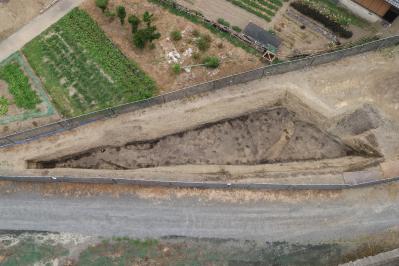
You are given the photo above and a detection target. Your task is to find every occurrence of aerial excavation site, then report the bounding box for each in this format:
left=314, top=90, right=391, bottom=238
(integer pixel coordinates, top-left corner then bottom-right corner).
left=0, top=0, right=399, bottom=265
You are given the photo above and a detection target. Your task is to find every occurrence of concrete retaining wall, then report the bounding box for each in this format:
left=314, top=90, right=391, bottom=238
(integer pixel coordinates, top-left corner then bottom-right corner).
left=1, top=35, right=399, bottom=148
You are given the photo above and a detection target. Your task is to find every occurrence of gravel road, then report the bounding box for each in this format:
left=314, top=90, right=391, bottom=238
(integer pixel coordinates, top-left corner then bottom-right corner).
left=1, top=183, right=399, bottom=243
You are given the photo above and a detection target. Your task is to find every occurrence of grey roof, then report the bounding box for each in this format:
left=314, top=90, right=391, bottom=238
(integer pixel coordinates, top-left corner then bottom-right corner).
left=386, top=0, right=399, bottom=9
left=243, top=22, right=281, bottom=50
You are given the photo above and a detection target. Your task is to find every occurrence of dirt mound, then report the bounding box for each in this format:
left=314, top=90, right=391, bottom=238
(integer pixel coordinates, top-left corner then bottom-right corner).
left=40, top=107, right=355, bottom=170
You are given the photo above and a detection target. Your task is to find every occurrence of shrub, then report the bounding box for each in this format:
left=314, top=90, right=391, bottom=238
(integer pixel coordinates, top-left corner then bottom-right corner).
left=217, top=18, right=230, bottom=27
left=170, top=30, right=182, bottom=41
left=0, top=96, right=8, bottom=116
left=143, top=11, right=154, bottom=26
left=116, top=5, right=126, bottom=25
left=202, top=56, right=220, bottom=68
left=232, top=25, right=242, bottom=32
left=104, top=9, right=116, bottom=19
left=133, top=26, right=161, bottom=49
left=171, top=63, right=182, bottom=74
left=290, top=2, right=353, bottom=38
left=95, top=0, right=109, bottom=13
left=128, top=15, right=141, bottom=33
left=196, top=34, right=212, bottom=51
left=192, top=52, right=201, bottom=61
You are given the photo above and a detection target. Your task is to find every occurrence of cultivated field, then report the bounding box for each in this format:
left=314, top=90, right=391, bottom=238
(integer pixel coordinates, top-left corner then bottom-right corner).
left=23, top=8, right=156, bottom=117
left=81, top=0, right=262, bottom=92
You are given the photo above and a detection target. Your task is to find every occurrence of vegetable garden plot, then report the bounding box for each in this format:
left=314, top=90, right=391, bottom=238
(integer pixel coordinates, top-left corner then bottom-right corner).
left=226, top=0, right=284, bottom=22
left=23, top=8, right=157, bottom=117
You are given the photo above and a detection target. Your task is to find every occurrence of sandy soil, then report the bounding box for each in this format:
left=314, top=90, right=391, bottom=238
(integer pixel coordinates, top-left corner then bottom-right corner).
left=51, top=107, right=351, bottom=170
left=81, top=0, right=262, bottom=93
left=0, top=49, right=398, bottom=180
left=0, top=0, right=49, bottom=41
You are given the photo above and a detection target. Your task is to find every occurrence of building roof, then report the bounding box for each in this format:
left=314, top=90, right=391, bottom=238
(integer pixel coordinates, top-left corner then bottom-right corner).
left=243, top=22, right=281, bottom=51
left=386, top=0, right=399, bottom=9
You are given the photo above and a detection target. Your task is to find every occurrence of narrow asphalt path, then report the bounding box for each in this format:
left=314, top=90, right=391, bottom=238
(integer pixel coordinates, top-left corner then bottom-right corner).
left=0, top=183, right=399, bottom=243
left=0, top=0, right=84, bottom=62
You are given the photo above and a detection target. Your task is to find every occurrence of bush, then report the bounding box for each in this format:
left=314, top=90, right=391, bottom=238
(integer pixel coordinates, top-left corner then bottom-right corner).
left=202, top=56, right=220, bottom=68
left=95, top=0, right=109, bottom=13
left=170, top=30, right=182, bottom=41
left=196, top=34, right=212, bottom=51
left=104, top=9, right=116, bottom=19
left=217, top=18, right=230, bottom=27
left=116, top=5, right=126, bottom=25
left=232, top=25, right=242, bottom=32
left=128, top=15, right=141, bottom=33
left=291, top=2, right=353, bottom=38
left=133, top=26, right=161, bottom=49
left=192, top=52, right=201, bottom=61
left=171, top=63, right=182, bottom=74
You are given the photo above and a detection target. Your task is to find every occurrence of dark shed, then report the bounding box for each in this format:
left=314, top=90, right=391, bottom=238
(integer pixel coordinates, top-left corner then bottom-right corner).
left=243, top=22, right=281, bottom=52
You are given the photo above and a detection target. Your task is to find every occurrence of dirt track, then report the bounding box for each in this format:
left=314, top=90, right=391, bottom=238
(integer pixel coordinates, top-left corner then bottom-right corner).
left=1, top=48, right=399, bottom=179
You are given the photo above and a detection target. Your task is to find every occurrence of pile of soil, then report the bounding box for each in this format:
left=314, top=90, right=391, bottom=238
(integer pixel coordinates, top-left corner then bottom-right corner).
left=45, top=107, right=354, bottom=169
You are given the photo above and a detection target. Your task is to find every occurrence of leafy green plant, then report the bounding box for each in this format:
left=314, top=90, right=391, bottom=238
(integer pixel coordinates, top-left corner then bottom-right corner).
left=116, top=5, right=126, bottom=25
left=232, top=25, right=242, bottom=32
left=202, top=56, right=220, bottom=68
left=0, top=63, right=41, bottom=110
left=133, top=25, right=161, bottom=49
left=0, top=96, right=8, bottom=116
left=128, top=14, right=141, bottom=33
left=143, top=11, right=154, bottom=26
left=170, top=30, right=182, bottom=41
left=217, top=18, right=230, bottom=27
left=95, top=0, right=109, bottom=13
left=171, top=63, right=182, bottom=74
left=23, top=8, right=156, bottom=117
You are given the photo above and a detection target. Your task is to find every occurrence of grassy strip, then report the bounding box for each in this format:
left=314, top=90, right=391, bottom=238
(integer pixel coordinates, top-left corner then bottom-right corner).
left=0, top=63, right=41, bottom=110
left=148, top=0, right=260, bottom=55
left=23, top=8, right=156, bottom=117
left=226, top=0, right=271, bottom=22
left=0, top=96, right=8, bottom=115
left=254, top=0, right=279, bottom=11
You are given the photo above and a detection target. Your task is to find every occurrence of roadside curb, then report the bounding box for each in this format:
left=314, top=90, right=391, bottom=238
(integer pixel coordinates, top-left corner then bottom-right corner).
left=1, top=175, right=399, bottom=190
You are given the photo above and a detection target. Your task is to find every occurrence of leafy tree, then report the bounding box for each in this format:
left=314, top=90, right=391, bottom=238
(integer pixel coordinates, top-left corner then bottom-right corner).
left=95, top=0, right=109, bottom=13
left=143, top=11, right=154, bottom=26
left=128, top=15, right=141, bottom=33
left=132, top=26, right=161, bottom=49
left=116, top=5, right=126, bottom=25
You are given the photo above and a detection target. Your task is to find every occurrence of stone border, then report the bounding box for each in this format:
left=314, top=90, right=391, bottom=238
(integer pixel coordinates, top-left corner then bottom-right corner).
left=1, top=35, right=398, bottom=148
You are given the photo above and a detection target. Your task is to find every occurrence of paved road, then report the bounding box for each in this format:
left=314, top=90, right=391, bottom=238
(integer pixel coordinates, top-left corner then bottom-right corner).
left=0, top=183, right=399, bottom=243
left=0, top=0, right=84, bottom=62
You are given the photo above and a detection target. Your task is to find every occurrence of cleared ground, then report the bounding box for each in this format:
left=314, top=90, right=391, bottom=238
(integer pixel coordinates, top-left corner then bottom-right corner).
left=81, top=0, right=262, bottom=93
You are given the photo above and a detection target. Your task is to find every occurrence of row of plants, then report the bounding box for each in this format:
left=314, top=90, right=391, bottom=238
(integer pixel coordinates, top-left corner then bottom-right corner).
left=0, top=63, right=41, bottom=110
left=225, top=0, right=287, bottom=22
left=148, top=0, right=260, bottom=56
left=226, top=0, right=272, bottom=22
left=23, top=8, right=157, bottom=117
left=0, top=96, right=8, bottom=116
left=291, top=1, right=353, bottom=38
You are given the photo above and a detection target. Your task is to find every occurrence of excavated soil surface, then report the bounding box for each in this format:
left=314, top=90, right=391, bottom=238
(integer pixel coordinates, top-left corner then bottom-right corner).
left=40, top=107, right=355, bottom=170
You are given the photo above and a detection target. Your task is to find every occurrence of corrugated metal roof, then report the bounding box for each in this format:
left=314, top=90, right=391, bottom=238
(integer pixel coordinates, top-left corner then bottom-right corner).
left=243, top=23, right=281, bottom=50
left=386, top=0, right=399, bottom=9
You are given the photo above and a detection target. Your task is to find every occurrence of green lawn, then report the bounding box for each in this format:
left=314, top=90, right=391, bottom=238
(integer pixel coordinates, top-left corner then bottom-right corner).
left=23, top=8, right=157, bottom=117
left=0, top=63, right=41, bottom=111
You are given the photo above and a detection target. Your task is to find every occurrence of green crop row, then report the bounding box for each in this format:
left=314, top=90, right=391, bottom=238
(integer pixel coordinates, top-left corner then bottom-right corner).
left=23, top=8, right=157, bottom=117
left=226, top=0, right=271, bottom=22
left=241, top=0, right=276, bottom=16
left=0, top=63, right=41, bottom=110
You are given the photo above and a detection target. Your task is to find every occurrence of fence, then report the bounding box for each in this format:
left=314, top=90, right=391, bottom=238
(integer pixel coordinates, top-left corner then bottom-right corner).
left=1, top=35, right=399, bottom=148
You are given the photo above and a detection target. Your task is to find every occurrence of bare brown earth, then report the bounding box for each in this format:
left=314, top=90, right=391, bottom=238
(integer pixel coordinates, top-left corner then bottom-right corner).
left=0, top=0, right=49, bottom=41
left=0, top=48, right=398, bottom=181
left=51, top=107, right=352, bottom=170
left=81, top=0, right=262, bottom=93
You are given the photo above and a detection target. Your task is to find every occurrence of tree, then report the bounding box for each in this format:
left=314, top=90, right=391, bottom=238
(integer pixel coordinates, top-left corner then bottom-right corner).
left=132, top=26, right=161, bottom=49
left=128, top=15, right=141, bottom=33
left=116, top=5, right=126, bottom=25
left=143, top=11, right=154, bottom=26
left=95, top=0, right=109, bottom=13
